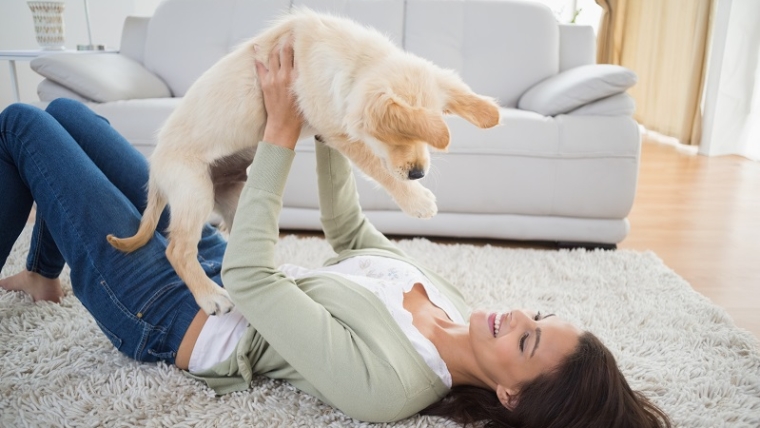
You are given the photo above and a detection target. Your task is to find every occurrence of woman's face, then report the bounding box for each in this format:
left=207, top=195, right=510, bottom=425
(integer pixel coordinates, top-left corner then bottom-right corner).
left=469, top=309, right=581, bottom=407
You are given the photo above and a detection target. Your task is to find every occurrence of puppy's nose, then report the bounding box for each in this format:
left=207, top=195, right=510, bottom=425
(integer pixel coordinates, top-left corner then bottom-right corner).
left=408, top=168, right=425, bottom=180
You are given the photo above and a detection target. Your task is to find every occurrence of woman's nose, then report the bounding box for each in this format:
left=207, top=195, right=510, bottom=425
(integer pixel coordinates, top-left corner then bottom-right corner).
left=513, top=309, right=535, bottom=326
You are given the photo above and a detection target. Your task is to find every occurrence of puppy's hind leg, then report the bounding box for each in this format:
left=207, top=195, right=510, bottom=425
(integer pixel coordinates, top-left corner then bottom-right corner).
left=165, top=174, right=235, bottom=316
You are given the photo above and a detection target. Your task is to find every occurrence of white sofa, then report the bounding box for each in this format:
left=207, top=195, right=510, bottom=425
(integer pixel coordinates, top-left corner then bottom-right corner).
left=30, top=0, right=640, bottom=247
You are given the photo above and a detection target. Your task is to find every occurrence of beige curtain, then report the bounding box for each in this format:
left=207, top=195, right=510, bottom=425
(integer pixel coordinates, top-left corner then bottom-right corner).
left=595, top=0, right=712, bottom=146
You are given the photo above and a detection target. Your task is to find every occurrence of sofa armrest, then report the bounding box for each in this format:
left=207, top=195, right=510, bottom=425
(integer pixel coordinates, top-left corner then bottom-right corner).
left=30, top=53, right=172, bottom=103
left=518, top=64, right=637, bottom=116
left=558, top=24, right=596, bottom=71
left=120, top=16, right=151, bottom=65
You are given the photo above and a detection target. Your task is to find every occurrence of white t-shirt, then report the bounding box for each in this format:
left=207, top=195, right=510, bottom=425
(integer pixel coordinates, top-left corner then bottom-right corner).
left=189, top=255, right=463, bottom=387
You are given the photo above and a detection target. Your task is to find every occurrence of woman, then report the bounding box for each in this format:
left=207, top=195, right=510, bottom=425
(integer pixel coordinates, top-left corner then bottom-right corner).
left=0, top=44, right=671, bottom=428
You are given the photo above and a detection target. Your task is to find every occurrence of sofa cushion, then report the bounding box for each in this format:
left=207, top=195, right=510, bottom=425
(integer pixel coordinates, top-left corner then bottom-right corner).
left=568, top=93, right=636, bottom=116
left=143, top=0, right=291, bottom=97
left=442, top=108, right=639, bottom=157
left=425, top=110, right=638, bottom=218
left=37, top=79, right=93, bottom=103
left=443, top=108, right=558, bottom=156
left=285, top=109, right=639, bottom=220
left=84, top=98, right=183, bottom=157
left=404, top=0, right=559, bottom=108
left=30, top=53, right=171, bottom=102
left=518, top=64, right=637, bottom=116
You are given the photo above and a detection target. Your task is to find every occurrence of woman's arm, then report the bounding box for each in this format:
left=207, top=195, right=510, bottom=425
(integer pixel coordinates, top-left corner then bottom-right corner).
left=223, top=142, right=406, bottom=420
left=255, top=42, right=302, bottom=150
left=315, top=140, right=402, bottom=255
left=255, top=37, right=400, bottom=256
left=221, top=43, right=404, bottom=422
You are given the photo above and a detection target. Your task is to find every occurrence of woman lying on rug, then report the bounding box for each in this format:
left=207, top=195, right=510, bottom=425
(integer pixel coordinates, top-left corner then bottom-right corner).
left=0, top=45, right=670, bottom=428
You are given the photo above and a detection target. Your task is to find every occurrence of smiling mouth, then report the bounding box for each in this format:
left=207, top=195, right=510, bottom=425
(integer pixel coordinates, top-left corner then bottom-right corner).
left=489, top=312, right=506, bottom=337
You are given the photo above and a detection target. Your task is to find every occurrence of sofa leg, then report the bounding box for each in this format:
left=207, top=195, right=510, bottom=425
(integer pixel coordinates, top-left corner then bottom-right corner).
left=556, top=241, right=617, bottom=251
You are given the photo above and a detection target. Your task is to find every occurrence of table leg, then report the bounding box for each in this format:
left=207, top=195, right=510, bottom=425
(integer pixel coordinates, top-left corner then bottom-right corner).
left=8, top=60, right=20, bottom=103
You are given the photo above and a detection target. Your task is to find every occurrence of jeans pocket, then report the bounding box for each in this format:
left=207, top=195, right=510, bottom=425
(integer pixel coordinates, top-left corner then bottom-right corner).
left=141, top=324, right=177, bottom=363
left=95, top=319, right=123, bottom=350
left=146, top=348, right=176, bottom=360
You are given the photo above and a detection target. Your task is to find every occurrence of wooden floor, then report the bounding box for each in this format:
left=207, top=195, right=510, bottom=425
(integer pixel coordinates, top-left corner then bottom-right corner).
left=618, top=137, right=760, bottom=341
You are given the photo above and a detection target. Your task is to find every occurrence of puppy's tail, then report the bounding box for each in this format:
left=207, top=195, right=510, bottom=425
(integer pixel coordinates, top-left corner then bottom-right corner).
left=107, top=182, right=166, bottom=253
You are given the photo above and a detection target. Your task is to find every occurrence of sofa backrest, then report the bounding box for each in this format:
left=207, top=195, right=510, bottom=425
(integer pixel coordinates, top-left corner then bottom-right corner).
left=294, top=0, right=406, bottom=47
left=143, top=0, right=406, bottom=97
left=142, top=0, right=561, bottom=103
left=144, top=0, right=290, bottom=97
left=404, top=0, right=559, bottom=108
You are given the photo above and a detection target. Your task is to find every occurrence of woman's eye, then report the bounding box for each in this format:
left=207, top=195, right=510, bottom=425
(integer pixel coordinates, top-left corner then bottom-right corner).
left=519, top=332, right=528, bottom=352
left=534, top=311, right=542, bottom=321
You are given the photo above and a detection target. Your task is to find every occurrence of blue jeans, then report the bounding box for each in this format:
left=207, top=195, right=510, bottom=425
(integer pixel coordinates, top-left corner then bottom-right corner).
left=0, top=99, right=227, bottom=365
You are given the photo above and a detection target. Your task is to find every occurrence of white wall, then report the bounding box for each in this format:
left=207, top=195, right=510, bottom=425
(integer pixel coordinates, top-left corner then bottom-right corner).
left=0, top=0, right=162, bottom=110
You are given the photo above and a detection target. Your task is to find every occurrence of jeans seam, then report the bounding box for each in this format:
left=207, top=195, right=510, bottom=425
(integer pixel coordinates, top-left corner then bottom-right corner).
left=98, top=277, right=141, bottom=323
left=99, top=276, right=154, bottom=361
left=134, top=286, right=172, bottom=360
left=27, top=223, right=61, bottom=279
left=31, top=267, right=61, bottom=279
left=27, top=221, right=43, bottom=272
left=137, top=323, right=150, bottom=360
left=95, top=319, right=123, bottom=349
left=137, top=282, right=176, bottom=316
left=146, top=308, right=179, bottom=360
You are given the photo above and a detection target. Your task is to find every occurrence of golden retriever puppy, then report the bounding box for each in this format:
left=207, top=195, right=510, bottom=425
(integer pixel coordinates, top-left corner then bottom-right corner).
left=107, top=8, right=500, bottom=315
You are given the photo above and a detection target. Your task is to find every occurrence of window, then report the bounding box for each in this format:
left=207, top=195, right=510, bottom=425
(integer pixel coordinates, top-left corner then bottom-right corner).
left=529, top=0, right=603, bottom=32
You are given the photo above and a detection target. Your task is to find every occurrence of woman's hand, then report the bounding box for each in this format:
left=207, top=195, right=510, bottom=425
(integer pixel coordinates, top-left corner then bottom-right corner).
left=256, top=40, right=303, bottom=150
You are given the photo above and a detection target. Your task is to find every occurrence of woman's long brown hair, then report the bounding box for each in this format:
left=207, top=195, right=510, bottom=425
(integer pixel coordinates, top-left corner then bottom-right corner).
left=422, top=332, right=672, bottom=428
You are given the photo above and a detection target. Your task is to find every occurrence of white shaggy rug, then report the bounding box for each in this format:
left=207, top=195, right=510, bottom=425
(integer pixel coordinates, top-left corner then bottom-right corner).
left=2, top=225, right=759, bottom=428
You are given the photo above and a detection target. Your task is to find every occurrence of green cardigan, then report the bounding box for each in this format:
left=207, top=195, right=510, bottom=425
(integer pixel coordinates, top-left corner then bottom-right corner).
left=192, top=141, right=471, bottom=423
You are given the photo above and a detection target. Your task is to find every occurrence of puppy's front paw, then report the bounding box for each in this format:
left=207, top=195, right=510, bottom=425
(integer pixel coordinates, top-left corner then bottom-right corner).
left=198, top=286, right=235, bottom=316
left=395, top=182, right=438, bottom=219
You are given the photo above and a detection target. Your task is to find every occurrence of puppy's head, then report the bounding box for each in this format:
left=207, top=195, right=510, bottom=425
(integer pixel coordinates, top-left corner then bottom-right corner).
left=360, top=90, right=448, bottom=181
left=354, top=58, right=500, bottom=181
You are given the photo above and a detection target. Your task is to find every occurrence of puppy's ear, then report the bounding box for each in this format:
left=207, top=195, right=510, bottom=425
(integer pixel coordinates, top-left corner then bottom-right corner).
left=439, top=74, right=501, bottom=129
left=368, top=93, right=451, bottom=151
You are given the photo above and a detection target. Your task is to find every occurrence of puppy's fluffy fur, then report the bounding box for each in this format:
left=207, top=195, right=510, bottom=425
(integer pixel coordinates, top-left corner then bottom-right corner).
left=107, top=9, right=500, bottom=315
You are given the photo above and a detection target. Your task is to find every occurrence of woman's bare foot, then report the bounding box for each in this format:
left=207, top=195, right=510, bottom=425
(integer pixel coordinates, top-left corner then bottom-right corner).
left=0, top=270, right=63, bottom=303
